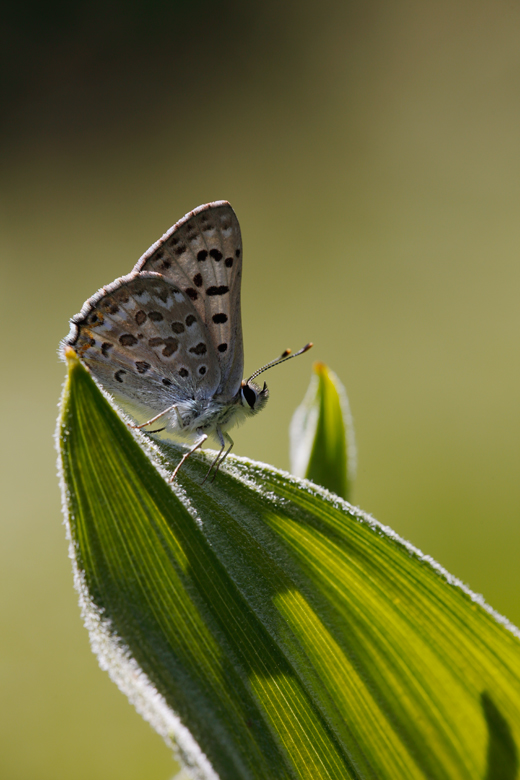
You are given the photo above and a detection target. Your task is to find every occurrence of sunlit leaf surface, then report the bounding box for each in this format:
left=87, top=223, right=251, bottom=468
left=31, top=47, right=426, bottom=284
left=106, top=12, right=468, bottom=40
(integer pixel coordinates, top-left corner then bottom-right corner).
left=57, top=353, right=520, bottom=780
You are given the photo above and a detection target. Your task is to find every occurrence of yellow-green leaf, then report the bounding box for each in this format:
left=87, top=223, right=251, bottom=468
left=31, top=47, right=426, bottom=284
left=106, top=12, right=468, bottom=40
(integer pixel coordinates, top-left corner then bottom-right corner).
left=57, top=352, right=520, bottom=780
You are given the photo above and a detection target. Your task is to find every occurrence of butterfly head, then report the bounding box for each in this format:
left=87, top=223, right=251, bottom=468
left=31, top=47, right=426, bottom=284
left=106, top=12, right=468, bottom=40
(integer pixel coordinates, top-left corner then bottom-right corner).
left=240, top=379, right=269, bottom=416
left=239, top=342, right=313, bottom=417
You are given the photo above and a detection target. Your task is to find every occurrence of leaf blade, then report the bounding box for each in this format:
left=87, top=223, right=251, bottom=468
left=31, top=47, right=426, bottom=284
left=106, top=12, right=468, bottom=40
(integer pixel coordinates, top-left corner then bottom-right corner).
left=58, top=352, right=520, bottom=780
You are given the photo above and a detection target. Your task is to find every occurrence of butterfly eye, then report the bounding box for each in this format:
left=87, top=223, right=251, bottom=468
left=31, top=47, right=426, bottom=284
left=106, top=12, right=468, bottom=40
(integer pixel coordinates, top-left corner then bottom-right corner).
left=241, top=383, right=257, bottom=409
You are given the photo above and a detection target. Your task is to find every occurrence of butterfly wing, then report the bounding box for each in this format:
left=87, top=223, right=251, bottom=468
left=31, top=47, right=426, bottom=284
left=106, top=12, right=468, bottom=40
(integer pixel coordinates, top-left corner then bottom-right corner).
left=64, top=272, right=221, bottom=414
left=134, top=201, right=243, bottom=398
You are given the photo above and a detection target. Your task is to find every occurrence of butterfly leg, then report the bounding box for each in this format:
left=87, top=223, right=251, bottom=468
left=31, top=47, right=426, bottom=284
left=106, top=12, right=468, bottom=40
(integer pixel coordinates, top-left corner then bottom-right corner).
left=201, top=429, right=225, bottom=485
left=214, top=433, right=234, bottom=479
left=130, top=404, right=177, bottom=431
left=202, top=429, right=234, bottom=484
left=169, top=431, right=208, bottom=482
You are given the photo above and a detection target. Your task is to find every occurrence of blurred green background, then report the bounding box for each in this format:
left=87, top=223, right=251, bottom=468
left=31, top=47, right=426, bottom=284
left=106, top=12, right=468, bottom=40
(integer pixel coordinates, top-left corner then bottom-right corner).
left=1, top=1, right=519, bottom=777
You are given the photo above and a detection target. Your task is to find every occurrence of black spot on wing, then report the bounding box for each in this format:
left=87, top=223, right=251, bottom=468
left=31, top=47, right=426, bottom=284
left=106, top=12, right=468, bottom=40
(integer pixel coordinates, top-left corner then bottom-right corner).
left=162, top=338, right=179, bottom=357
left=212, top=313, right=228, bottom=324
left=120, top=334, right=138, bottom=346
left=189, top=342, right=207, bottom=355
left=206, top=285, right=229, bottom=296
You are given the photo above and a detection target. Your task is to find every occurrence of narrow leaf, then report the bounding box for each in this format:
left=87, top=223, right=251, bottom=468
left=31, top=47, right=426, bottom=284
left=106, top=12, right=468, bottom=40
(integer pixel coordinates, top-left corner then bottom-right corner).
left=57, top=351, right=520, bottom=780
left=290, top=362, right=355, bottom=499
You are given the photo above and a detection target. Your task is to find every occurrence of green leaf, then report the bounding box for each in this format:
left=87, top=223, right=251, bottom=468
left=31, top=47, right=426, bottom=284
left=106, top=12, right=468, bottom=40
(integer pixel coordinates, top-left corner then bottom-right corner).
left=57, top=351, right=520, bottom=780
left=290, top=362, right=355, bottom=500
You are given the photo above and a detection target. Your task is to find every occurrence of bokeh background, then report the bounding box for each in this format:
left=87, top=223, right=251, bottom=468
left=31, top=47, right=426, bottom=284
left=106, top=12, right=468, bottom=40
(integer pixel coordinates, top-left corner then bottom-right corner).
left=2, top=1, right=519, bottom=777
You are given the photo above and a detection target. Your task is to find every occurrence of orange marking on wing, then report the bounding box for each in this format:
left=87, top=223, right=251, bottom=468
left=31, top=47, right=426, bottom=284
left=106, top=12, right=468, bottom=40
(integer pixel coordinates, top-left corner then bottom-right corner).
left=90, top=313, right=104, bottom=327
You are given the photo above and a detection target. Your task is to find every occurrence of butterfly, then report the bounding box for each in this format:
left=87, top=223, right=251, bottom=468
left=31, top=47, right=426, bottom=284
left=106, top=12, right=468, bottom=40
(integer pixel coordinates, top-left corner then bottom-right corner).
left=63, top=201, right=312, bottom=481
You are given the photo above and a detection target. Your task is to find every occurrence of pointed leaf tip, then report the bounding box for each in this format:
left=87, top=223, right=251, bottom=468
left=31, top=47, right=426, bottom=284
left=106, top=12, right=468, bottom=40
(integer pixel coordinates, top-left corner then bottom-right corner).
left=290, top=361, right=356, bottom=500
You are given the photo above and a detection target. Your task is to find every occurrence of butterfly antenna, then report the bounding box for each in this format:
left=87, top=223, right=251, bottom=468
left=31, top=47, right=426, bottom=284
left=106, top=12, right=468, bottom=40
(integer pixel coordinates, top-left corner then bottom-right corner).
left=246, top=342, right=313, bottom=383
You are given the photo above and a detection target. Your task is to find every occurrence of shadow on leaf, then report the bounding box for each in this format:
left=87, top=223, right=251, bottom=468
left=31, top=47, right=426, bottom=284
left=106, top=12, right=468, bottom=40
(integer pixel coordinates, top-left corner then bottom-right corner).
left=482, top=691, right=518, bottom=780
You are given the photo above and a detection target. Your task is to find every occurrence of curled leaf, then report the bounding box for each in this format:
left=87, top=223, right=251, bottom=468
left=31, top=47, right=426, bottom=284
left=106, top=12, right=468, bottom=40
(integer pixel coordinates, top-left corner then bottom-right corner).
left=290, top=362, right=355, bottom=499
